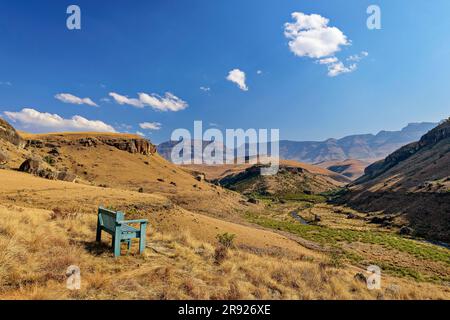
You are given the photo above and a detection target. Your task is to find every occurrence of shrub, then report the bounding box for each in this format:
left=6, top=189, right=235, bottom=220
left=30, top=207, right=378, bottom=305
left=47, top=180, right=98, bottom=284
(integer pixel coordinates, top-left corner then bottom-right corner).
left=216, top=232, right=235, bottom=249
left=43, top=155, right=55, bottom=166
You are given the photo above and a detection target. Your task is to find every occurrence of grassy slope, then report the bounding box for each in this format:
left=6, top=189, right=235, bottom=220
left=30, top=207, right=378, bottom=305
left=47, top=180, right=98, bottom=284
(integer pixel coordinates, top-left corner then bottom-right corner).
left=0, top=170, right=449, bottom=299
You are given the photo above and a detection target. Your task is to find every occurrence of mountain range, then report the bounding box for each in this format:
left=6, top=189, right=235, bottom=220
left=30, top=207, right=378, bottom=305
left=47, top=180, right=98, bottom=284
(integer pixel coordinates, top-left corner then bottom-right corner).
left=157, top=122, right=438, bottom=165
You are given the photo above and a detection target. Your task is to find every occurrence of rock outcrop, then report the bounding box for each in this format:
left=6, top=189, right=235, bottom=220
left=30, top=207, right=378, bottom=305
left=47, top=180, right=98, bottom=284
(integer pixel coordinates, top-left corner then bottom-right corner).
left=0, top=118, right=25, bottom=147
left=0, top=150, right=8, bottom=164
left=98, top=137, right=156, bottom=155
left=19, top=157, right=57, bottom=179
left=26, top=135, right=156, bottom=156
left=19, top=157, right=77, bottom=182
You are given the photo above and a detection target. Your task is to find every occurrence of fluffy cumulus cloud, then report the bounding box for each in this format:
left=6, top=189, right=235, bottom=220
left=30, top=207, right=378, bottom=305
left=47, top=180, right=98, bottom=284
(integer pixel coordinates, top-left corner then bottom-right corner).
left=55, top=93, right=98, bottom=107
left=109, top=92, right=188, bottom=112
left=139, top=122, right=162, bottom=130
left=284, top=12, right=368, bottom=77
left=284, top=12, right=349, bottom=59
left=4, top=108, right=116, bottom=133
left=226, top=69, right=248, bottom=91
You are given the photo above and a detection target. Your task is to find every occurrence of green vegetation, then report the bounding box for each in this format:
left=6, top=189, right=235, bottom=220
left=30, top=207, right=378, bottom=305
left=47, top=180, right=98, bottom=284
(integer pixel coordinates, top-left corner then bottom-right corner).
left=245, top=212, right=450, bottom=266
left=216, top=232, right=236, bottom=248
left=43, top=155, right=55, bottom=166
left=250, top=192, right=325, bottom=203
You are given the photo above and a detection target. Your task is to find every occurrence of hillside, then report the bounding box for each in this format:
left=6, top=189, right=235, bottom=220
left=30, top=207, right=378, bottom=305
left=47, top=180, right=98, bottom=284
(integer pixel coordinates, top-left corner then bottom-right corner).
left=315, top=159, right=372, bottom=180
left=344, top=119, right=450, bottom=241
left=9, top=131, right=251, bottom=219
left=215, top=160, right=350, bottom=199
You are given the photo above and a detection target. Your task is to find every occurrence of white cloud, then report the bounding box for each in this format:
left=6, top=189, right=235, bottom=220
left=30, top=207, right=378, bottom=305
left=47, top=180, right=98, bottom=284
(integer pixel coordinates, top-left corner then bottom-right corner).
left=135, top=131, right=146, bottom=137
left=317, top=57, right=338, bottom=65
left=315, top=56, right=358, bottom=77
left=226, top=69, right=248, bottom=91
left=109, top=91, right=188, bottom=112
left=200, top=86, right=211, bottom=92
left=139, top=92, right=188, bottom=112
left=327, top=62, right=357, bottom=77
left=55, top=93, right=98, bottom=107
left=256, top=70, right=263, bottom=75
left=284, top=12, right=349, bottom=59
left=4, top=108, right=116, bottom=133
left=139, top=122, right=162, bottom=130
left=347, top=51, right=369, bottom=62
left=284, top=12, right=369, bottom=77
left=109, top=92, right=144, bottom=108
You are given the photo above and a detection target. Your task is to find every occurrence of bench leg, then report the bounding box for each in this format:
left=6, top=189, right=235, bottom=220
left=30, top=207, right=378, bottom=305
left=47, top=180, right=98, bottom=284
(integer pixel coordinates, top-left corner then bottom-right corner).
left=113, top=229, right=122, bottom=257
left=96, top=216, right=102, bottom=242
left=96, top=226, right=102, bottom=242
left=139, top=223, right=147, bottom=255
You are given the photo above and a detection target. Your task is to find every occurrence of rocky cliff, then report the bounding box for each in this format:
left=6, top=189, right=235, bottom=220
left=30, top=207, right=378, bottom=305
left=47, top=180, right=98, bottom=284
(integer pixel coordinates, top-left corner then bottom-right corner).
left=24, top=134, right=157, bottom=156
left=0, top=118, right=25, bottom=147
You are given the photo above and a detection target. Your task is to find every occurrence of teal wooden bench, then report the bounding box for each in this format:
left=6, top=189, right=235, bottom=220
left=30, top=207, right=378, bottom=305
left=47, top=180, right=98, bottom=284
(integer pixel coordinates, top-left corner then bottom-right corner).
left=96, top=207, right=148, bottom=257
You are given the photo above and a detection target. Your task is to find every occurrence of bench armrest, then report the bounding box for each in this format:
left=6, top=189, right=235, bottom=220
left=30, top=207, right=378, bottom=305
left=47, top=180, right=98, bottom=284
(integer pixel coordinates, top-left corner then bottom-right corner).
left=117, top=219, right=148, bottom=225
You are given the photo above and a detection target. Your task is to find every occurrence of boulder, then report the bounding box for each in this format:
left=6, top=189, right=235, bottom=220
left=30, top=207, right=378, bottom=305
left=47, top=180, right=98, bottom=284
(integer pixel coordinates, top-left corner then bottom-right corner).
left=0, top=118, right=25, bottom=147
left=19, top=157, right=44, bottom=174
left=354, top=273, right=367, bottom=284
left=57, top=171, right=77, bottom=182
left=0, top=150, right=8, bottom=164
left=19, top=157, right=59, bottom=180
left=195, top=174, right=205, bottom=182
left=399, top=226, right=413, bottom=236
left=48, top=148, right=60, bottom=156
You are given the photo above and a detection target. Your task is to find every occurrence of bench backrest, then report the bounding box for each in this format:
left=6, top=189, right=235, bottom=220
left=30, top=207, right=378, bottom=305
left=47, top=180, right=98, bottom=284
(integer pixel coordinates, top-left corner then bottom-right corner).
left=98, top=207, right=124, bottom=231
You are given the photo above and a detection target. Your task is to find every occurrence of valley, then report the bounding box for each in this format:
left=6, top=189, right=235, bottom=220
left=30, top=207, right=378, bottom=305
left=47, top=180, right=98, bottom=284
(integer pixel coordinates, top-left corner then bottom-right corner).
left=0, top=118, right=449, bottom=300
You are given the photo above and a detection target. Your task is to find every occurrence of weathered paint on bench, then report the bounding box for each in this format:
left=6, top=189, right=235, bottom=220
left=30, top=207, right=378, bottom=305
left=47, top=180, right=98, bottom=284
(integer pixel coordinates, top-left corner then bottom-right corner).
left=96, top=206, right=148, bottom=257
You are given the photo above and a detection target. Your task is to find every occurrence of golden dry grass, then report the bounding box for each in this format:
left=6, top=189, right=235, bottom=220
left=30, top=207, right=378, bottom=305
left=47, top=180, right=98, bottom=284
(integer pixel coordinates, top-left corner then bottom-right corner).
left=1, top=203, right=448, bottom=300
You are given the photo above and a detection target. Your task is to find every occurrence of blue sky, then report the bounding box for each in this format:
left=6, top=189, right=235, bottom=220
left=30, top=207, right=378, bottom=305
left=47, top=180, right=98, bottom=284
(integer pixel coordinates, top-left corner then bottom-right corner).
left=0, top=0, right=449, bottom=144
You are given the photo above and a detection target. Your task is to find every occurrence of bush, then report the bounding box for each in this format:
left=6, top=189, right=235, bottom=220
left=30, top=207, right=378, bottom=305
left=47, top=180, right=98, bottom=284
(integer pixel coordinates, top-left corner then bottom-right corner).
left=213, top=233, right=236, bottom=265
left=43, top=155, right=55, bottom=166
left=216, top=232, right=235, bottom=249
